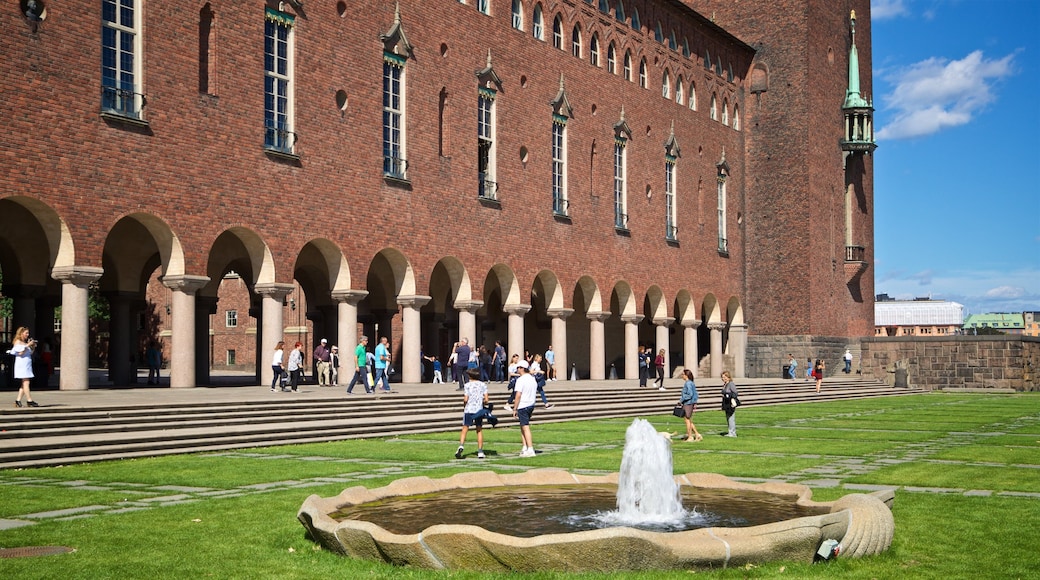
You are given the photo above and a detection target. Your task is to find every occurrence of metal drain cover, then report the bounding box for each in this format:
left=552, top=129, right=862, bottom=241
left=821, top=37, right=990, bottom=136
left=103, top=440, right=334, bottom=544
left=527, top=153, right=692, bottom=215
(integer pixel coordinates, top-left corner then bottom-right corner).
left=0, top=546, right=75, bottom=558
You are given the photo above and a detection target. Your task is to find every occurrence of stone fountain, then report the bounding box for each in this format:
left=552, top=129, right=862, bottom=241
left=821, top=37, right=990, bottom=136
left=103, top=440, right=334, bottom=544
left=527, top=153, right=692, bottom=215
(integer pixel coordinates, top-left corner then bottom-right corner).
left=298, top=419, right=894, bottom=572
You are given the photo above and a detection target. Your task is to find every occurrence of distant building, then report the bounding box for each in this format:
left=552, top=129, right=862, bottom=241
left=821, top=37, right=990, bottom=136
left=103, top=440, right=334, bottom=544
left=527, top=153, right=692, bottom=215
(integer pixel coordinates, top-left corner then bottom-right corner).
left=1026, top=312, right=1040, bottom=337
left=874, top=296, right=965, bottom=337
left=963, top=313, right=1025, bottom=335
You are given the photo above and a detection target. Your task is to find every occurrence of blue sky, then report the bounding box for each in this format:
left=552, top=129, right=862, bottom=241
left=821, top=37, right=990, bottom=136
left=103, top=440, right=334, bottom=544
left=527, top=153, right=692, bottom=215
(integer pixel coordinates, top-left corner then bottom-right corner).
left=870, top=0, right=1040, bottom=315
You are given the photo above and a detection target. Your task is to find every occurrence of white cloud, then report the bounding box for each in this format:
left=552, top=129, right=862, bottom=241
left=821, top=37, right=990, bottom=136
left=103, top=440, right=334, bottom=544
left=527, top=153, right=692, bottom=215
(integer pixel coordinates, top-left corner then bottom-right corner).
left=872, top=0, right=909, bottom=20
left=876, top=50, right=1016, bottom=140
left=876, top=266, right=1040, bottom=314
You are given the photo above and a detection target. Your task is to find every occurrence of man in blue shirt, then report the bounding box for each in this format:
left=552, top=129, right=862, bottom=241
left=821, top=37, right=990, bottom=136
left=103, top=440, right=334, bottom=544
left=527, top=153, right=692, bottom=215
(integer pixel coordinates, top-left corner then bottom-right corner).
left=374, top=336, right=391, bottom=392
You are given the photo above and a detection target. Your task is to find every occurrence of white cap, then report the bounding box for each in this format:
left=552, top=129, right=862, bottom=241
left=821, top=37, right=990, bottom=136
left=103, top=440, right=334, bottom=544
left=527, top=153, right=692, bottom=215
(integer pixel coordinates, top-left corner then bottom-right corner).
left=516, top=360, right=529, bottom=369
left=321, top=338, right=327, bottom=343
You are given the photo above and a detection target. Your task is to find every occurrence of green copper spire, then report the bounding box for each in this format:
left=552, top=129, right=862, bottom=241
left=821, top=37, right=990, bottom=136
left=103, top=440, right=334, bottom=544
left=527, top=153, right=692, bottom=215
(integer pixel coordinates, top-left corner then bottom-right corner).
left=844, top=10, right=870, bottom=109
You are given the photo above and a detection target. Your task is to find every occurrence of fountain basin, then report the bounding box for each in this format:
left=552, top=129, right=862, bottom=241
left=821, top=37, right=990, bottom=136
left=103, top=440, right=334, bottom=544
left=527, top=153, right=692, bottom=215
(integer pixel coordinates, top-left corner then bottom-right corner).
left=298, top=468, right=895, bottom=572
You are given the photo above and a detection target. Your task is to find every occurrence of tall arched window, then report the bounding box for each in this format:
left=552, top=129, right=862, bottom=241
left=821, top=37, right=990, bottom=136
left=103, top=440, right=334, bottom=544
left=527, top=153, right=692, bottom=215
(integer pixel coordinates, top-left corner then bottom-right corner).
left=198, top=4, right=215, bottom=95
left=623, top=50, right=632, bottom=81
left=710, top=93, right=718, bottom=120
left=552, top=15, right=563, bottom=49
left=532, top=4, right=544, bottom=40
left=606, top=42, right=616, bottom=73
left=689, top=81, right=697, bottom=110
left=675, top=75, right=684, bottom=105
left=722, top=98, right=729, bottom=125
left=631, top=8, right=640, bottom=32
left=571, top=24, right=582, bottom=58
left=511, top=0, right=523, bottom=30
left=615, top=1, right=625, bottom=23
left=590, top=34, right=600, bottom=66
left=638, top=58, right=647, bottom=88
left=733, top=105, right=741, bottom=131
left=661, top=69, right=671, bottom=98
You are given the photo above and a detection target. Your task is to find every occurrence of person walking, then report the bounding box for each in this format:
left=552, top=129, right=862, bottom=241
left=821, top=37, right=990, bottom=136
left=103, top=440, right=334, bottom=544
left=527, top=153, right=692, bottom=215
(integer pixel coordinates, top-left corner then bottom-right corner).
left=287, top=342, right=304, bottom=393
left=843, top=349, right=853, bottom=374
left=654, top=348, right=666, bottom=390
left=544, top=345, right=555, bottom=381
left=270, top=341, right=285, bottom=392
left=374, top=336, right=391, bottom=392
left=453, top=338, right=471, bottom=391
left=678, top=369, right=702, bottom=442
left=313, top=338, right=331, bottom=386
left=637, top=345, right=650, bottom=388
left=329, top=345, right=340, bottom=385
left=455, top=368, right=497, bottom=459
left=530, top=353, right=554, bottom=409
left=346, top=336, right=372, bottom=394
left=510, top=360, right=538, bottom=457
left=805, top=357, right=813, bottom=381
left=787, top=354, right=798, bottom=380
left=503, top=353, right=521, bottom=411
left=493, top=340, right=506, bottom=382
left=9, top=327, right=39, bottom=407
left=146, top=341, right=163, bottom=385
left=813, top=359, right=826, bottom=393
left=721, top=370, right=739, bottom=437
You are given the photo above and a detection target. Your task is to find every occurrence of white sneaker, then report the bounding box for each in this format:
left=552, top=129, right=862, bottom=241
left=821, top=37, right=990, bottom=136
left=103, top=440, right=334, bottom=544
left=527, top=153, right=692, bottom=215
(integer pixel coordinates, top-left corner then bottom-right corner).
left=521, top=448, right=536, bottom=457
left=520, top=446, right=529, bottom=456
left=658, top=387, right=666, bottom=391
left=503, top=404, right=512, bottom=412
left=477, top=450, right=486, bottom=459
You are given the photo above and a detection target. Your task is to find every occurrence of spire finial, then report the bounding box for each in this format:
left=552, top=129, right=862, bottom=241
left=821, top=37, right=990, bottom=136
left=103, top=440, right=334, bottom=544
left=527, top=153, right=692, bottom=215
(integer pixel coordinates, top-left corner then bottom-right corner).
left=486, top=48, right=492, bottom=67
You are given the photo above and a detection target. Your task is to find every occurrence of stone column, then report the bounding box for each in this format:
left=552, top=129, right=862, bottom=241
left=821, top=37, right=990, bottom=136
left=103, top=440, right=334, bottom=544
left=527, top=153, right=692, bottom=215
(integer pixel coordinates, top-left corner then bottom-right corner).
left=586, top=311, right=610, bottom=380
left=620, top=314, right=644, bottom=380
left=504, top=304, right=531, bottom=361
left=162, top=275, right=210, bottom=388
left=3, top=284, right=45, bottom=332
left=105, top=292, right=134, bottom=385
left=397, top=295, right=431, bottom=384
left=547, top=308, right=574, bottom=380
left=51, top=266, right=104, bottom=391
left=708, top=321, right=726, bottom=378
left=730, top=323, right=748, bottom=378
left=255, top=283, right=294, bottom=388
left=653, top=317, right=675, bottom=379
left=332, top=289, right=368, bottom=386
left=682, top=319, right=702, bottom=378
left=455, top=300, right=483, bottom=346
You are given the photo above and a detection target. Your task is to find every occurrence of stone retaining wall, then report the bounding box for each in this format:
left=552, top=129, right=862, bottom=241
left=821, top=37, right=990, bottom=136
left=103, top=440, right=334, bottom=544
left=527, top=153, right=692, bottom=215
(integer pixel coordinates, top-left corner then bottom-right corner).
left=860, top=335, right=1039, bottom=391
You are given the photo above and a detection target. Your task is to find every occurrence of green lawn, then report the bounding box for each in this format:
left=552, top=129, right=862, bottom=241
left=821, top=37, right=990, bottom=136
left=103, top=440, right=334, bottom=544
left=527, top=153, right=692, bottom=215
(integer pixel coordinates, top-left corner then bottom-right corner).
left=1, top=392, right=1038, bottom=579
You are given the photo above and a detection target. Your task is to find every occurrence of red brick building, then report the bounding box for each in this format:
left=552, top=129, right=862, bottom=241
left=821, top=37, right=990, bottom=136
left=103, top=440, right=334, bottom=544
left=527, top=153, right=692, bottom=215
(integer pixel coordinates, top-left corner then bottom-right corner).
left=0, top=0, right=874, bottom=388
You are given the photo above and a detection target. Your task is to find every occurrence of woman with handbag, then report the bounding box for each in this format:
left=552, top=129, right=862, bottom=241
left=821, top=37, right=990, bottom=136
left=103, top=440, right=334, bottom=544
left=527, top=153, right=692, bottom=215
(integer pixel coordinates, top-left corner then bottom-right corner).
left=813, top=359, right=825, bottom=393
left=678, top=369, right=702, bottom=441
left=721, top=370, right=739, bottom=437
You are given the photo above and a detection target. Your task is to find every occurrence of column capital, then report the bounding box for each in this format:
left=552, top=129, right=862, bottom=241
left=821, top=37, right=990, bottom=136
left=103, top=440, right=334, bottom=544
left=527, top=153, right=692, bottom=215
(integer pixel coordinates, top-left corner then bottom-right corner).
left=332, top=289, right=369, bottom=305
left=504, top=303, right=532, bottom=317
left=162, top=275, right=210, bottom=294
left=652, top=316, right=676, bottom=327
left=547, top=307, right=575, bottom=320
left=454, top=299, right=484, bottom=313
left=707, top=321, right=727, bottom=331
left=397, top=294, right=432, bottom=309
left=620, top=314, right=645, bottom=325
left=51, top=266, right=104, bottom=287
left=681, top=318, right=703, bottom=329
left=586, top=310, right=611, bottom=322
left=255, top=282, right=295, bottom=299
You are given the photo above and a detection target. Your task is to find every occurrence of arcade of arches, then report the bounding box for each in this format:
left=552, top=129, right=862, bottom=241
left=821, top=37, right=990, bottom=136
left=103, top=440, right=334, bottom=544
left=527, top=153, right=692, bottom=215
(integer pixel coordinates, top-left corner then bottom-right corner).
left=0, top=200, right=747, bottom=389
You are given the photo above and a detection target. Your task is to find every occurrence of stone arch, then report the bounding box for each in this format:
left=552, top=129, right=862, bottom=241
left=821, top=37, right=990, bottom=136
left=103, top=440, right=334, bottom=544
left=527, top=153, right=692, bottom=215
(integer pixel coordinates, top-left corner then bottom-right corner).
left=488, top=263, right=521, bottom=306
left=0, top=196, right=73, bottom=285
left=573, top=275, right=603, bottom=313
left=674, top=289, right=695, bottom=324
left=702, top=293, right=722, bottom=323
left=101, top=213, right=186, bottom=292
left=532, top=269, right=564, bottom=310
left=204, top=227, right=275, bottom=296
left=726, top=296, right=744, bottom=325
left=610, top=280, right=637, bottom=317
left=643, top=284, right=667, bottom=320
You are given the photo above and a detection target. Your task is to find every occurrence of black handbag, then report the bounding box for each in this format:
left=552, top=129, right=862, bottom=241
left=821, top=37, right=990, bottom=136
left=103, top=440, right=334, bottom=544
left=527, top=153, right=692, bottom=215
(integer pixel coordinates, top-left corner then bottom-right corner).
left=672, top=404, right=685, bottom=417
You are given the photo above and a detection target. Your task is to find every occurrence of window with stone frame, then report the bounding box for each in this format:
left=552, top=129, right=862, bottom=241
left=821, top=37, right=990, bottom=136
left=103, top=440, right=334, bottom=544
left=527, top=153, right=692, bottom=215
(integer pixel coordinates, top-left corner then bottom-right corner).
left=383, top=53, right=406, bottom=178
left=511, top=0, right=523, bottom=30
left=102, top=0, right=145, bottom=119
left=590, top=33, right=600, bottom=66
left=552, top=14, right=563, bottom=49
left=264, top=8, right=295, bottom=153
left=478, top=87, right=497, bottom=199
left=532, top=4, right=543, bottom=40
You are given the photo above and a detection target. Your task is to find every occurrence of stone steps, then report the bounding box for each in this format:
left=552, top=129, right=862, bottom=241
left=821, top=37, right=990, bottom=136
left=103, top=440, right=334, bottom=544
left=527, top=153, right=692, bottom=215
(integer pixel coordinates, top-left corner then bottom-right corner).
left=0, top=379, right=917, bottom=469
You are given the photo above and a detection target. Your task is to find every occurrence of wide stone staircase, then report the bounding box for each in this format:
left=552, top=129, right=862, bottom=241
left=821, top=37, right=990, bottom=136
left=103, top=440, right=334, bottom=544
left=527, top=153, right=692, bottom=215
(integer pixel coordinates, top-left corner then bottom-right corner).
left=0, top=377, right=917, bottom=469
